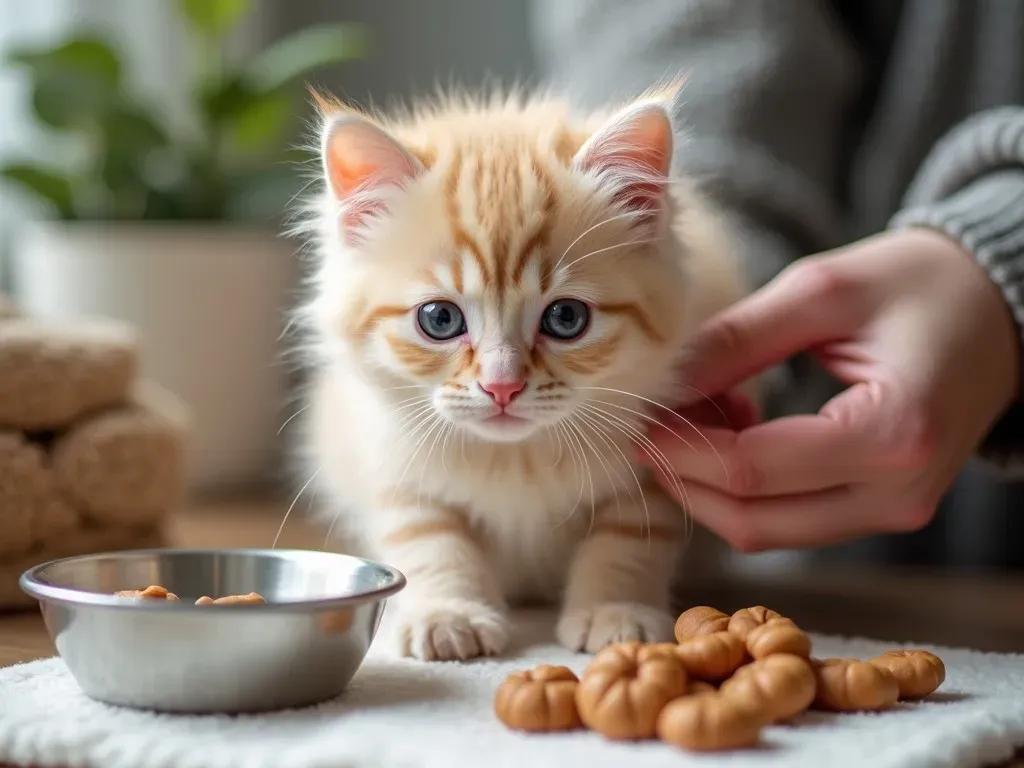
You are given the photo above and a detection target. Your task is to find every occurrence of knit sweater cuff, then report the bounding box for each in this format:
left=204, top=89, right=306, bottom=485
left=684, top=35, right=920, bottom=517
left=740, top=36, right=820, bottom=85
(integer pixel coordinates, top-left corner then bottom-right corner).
left=889, top=107, right=1024, bottom=472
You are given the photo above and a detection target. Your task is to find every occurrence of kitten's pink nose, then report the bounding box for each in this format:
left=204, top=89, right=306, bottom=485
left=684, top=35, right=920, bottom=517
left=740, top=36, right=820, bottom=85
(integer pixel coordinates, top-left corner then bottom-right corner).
left=479, top=379, right=526, bottom=407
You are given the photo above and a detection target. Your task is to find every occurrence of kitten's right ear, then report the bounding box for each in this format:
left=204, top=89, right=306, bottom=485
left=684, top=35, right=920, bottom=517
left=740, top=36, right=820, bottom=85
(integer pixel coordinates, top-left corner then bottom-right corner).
left=321, top=115, right=422, bottom=238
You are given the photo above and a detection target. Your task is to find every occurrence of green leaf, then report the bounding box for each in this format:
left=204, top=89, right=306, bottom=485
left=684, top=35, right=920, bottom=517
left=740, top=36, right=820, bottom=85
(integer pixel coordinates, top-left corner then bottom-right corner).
left=7, top=37, right=121, bottom=86
left=244, top=23, right=366, bottom=94
left=100, top=104, right=168, bottom=157
left=178, top=0, right=250, bottom=36
left=229, top=90, right=291, bottom=150
left=198, top=75, right=250, bottom=125
left=0, top=163, right=76, bottom=218
left=197, top=76, right=290, bottom=150
left=9, top=37, right=124, bottom=130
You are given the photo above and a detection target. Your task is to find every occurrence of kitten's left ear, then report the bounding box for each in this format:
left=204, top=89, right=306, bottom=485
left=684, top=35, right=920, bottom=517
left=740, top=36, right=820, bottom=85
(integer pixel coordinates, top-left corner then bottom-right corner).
left=572, top=98, right=675, bottom=223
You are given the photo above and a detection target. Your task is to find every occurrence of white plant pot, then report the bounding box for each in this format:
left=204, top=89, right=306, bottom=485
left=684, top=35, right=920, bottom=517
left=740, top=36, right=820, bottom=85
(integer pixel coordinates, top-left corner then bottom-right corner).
left=9, top=221, right=297, bottom=496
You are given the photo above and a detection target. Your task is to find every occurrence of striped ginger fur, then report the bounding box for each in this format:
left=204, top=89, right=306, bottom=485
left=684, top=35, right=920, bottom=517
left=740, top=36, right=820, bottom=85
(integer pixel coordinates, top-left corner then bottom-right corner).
left=293, top=81, right=751, bottom=661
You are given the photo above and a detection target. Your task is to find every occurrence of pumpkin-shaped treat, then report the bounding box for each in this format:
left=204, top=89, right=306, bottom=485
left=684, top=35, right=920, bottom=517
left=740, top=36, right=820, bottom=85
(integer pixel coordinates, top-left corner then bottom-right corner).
left=812, top=658, right=899, bottom=711
left=868, top=650, right=945, bottom=700
left=675, top=606, right=730, bottom=641
left=675, top=631, right=747, bottom=681
left=494, top=665, right=582, bottom=733
left=719, top=653, right=816, bottom=724
left=745, top=618, right=812, bottom=659
left=727, top=606, right=792, bottom=640
left=657, top=692, right=763, bottom=752
left=576, top=641, right=689, bottom=740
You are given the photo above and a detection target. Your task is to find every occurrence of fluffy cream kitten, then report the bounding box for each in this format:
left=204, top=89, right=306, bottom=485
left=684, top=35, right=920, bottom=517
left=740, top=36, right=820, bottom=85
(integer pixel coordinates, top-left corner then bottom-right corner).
left=295, top=81, right=748, bottom=661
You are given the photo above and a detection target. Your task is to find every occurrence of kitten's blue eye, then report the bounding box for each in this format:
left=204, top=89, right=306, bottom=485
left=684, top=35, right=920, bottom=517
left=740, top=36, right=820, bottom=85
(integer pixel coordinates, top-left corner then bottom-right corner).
left=417, top=301, right=466, bottom=341
left=540, top=299, right=589, bottom=340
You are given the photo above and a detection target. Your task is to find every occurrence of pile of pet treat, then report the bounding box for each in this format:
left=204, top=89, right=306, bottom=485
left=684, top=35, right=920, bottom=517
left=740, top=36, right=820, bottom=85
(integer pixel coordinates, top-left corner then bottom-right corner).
left=494, top=604, right=945, bottom=752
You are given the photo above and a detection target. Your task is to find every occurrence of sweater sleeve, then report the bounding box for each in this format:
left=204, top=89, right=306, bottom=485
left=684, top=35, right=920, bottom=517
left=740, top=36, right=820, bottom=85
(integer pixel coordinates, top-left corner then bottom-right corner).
left=888, top=107, right=1024, bottom=473
left=529, top=0, right=864, bottom=291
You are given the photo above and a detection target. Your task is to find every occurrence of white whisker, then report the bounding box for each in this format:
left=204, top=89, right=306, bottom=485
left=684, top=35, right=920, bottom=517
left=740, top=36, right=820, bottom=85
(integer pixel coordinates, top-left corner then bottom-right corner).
left=561, top=236, right=660, bottom=274
left=390, top=393, right=433, bottom=409
left=380, top=408, right=441, bottom=473
left=440, top=423, right=456, bottom=473
left=321, top=502, right=341, bottom=551
left=563, top=418, right=596, bottom=539
left=394, top=403, right=436, bottom=432
left=680, top=384, right=733, bottom=425
left=580, top=403, right=694, bottom=546
left=571, top=411, right=622, bottom=521
left=581, top=402, right=688, bottom=503
left=575, top=408, right=657, bottom=550
left=552, top=422, right=586, bottom=528
left=553, top=424, right=566, bottom=468
left=277, top=406, right=308, bottom=436
left=274, top=467, right=321, bottom=549
left=416, top=418, right=451, bottom=511
left=577, top=386, right=730, bottom=485
left=390, top=415, right=444, bottom=507
left=550, top=210, right=641, bottom=274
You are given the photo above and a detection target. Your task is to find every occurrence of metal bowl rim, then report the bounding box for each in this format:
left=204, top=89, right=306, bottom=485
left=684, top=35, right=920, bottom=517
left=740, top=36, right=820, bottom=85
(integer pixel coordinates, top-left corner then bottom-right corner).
left=18, top=547, right=407, bottom=611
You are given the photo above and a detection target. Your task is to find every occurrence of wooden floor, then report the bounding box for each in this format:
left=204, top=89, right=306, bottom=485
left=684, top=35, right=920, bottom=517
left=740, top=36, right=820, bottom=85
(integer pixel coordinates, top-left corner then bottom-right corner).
left=3, top=496, right=1024, bottom=766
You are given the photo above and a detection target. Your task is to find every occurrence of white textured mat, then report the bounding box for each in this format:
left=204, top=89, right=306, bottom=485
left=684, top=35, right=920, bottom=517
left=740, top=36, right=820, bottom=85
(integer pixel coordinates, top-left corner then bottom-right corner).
left=3, top=609, right=1024, bottom=768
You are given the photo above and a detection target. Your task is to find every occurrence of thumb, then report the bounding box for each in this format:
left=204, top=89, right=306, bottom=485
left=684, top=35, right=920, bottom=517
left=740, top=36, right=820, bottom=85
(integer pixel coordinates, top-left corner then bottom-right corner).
left=679, top=260, right=865, bottom=397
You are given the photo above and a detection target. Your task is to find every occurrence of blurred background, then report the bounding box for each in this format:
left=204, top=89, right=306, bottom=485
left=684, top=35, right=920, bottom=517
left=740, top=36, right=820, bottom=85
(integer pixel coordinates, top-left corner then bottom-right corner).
left=0, top=0, right=1021, bottom=583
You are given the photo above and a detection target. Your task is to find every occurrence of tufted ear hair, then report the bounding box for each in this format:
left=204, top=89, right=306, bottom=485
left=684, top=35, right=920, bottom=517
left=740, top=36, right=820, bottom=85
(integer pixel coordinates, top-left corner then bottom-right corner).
left=572, top=88, right=679, bottom=225
left=321, top=113, right=423, bottom=242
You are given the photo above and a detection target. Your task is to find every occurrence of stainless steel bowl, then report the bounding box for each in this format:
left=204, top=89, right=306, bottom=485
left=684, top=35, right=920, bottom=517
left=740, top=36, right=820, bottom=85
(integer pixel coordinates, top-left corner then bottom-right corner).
left=19, top=548, right=405, bottom=713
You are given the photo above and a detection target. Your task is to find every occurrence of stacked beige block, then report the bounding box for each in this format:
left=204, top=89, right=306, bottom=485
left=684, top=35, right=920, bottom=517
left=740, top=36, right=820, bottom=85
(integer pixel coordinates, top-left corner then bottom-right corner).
left=0, top=298, right=186, bottom=608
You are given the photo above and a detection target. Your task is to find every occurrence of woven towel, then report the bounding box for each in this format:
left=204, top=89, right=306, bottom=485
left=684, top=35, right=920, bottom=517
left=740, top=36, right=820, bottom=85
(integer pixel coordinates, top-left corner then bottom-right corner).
left=2, top=609, right=1024, bottom=768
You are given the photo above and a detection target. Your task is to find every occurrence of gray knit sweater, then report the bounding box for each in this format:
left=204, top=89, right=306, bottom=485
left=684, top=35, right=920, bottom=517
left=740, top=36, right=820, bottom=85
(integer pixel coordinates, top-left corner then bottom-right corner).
left=530, top=0, right=1024, bottom=469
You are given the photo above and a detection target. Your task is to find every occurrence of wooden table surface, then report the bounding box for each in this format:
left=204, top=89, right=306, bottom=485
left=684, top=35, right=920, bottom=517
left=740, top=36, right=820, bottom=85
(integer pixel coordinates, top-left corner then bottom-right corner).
left=3, top=496, right=1024, bottom=766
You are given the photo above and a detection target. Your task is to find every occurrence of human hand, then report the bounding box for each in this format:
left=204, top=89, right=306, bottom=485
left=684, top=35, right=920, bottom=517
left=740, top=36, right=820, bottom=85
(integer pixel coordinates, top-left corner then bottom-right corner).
left=646, top=228, right=1020, bottom=551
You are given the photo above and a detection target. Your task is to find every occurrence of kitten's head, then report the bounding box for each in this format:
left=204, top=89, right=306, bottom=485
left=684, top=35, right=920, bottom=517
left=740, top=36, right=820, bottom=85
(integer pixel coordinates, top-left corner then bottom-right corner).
left=309, top=84, right=695, bottom=444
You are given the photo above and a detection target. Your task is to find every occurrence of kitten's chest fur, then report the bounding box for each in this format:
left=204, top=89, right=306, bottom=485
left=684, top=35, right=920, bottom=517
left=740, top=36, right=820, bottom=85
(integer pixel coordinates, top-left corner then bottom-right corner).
left=413, top=437, right=631, bottom=602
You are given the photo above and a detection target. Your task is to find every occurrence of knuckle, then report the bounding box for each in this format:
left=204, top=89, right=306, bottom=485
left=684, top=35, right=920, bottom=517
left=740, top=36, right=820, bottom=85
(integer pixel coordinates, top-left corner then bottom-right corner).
left=708, top=504, right=764, bottom=552
left=688, top=495, right=762, bottom=552
left=726, top=525, right=767, bottom=554
left=888, top=501, right=938, bottom=533
left=702, top=315, right=748, bottom=360
left=723, top=447, right=764, bottom=498
left=885, top=405, right=940, bottom=472
left=789, top=258, right=856, bottom=306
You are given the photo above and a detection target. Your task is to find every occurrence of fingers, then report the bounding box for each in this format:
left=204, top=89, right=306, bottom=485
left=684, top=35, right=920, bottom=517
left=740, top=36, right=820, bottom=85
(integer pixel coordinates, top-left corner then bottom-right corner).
left=665, top=390, right=759, bottom=431
left=648, top=381, right=919, bottom=498
left=655, top=478, right=935, bottom=552
left=647, top=416, right=871, bottom=498
left=679, top=259, right=867, bottom=397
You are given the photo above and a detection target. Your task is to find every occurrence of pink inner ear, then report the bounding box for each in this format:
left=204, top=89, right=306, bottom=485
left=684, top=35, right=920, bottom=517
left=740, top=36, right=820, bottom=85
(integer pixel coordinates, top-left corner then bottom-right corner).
left=322, top=116, right=420, bottom=238
left=573, top=103, right=674, bottom=222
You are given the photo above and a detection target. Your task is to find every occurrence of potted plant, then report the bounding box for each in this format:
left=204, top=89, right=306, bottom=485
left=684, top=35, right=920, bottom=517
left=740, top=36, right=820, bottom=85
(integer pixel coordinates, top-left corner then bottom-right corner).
left=0, top=0, right=363, bottom=494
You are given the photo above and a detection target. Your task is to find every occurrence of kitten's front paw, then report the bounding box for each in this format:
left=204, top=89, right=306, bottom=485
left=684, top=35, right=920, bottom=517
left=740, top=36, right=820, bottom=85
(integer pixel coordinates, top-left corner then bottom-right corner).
left=394, top=598, right=510, bottom=661
left=556, top=602, right=674, bottom=653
